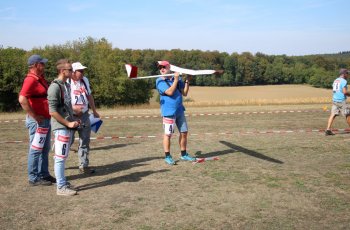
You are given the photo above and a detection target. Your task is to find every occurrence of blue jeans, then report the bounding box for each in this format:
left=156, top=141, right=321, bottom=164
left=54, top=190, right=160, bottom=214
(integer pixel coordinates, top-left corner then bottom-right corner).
left=53, top=129, right=72, bottom=188
left=25, top=116, right=51, bottom=182
left=174, top=111, right=188, bottom=133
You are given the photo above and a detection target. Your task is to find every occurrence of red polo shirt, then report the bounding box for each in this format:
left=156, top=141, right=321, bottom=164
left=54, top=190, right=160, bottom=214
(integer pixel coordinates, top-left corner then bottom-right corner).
left=19, top=73, right=50, bottom=119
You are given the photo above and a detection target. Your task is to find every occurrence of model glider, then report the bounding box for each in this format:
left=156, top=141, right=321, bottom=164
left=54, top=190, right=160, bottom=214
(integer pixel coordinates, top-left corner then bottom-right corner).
left=125, top=64, right=223, bottom=80
left=192, top=156, right=220, bottom=165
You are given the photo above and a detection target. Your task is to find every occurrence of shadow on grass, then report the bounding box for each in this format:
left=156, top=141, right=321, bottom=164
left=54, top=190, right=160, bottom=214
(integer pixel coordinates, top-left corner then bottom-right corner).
left=70, top=142, right=136, bottom=153
left=76, top=169, right=169, bottom=191
left=91, top=143, right=135, bottom=151
left=66, top=156, right=163, bottom=181
left=332, top=131, right=350, bottom=136
left=195, top=140, right=283, bottom=164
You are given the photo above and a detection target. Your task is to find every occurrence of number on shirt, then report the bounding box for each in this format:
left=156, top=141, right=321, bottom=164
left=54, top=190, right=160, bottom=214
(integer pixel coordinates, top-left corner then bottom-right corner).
left=75, top=95, right=86, bottom=105
left=333, top=82, right=340, bottom=91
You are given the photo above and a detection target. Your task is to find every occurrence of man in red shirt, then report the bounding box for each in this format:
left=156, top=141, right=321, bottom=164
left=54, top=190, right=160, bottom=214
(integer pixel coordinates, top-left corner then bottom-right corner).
left=19, top=54, right=56, bottom=186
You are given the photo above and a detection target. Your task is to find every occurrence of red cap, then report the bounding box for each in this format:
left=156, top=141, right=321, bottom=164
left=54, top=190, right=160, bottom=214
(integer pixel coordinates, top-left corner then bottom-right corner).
left=157, top=60, right=170, bottom=66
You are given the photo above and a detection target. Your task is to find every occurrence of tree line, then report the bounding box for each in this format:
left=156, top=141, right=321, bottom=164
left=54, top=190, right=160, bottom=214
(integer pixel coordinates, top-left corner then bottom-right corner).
left=1, top=37, right=349, bottom=112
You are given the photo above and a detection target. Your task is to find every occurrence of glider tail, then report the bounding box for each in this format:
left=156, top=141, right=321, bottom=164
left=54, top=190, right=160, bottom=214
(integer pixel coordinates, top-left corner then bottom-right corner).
left=125, top=64, right=138, bottom=79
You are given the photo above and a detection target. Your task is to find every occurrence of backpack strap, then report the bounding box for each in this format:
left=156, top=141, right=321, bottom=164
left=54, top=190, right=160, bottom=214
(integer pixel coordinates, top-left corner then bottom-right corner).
left=81, top=78, right=90, bottom=96
left=51, top=80, right=64, bottom=107
left=68, top=78, right=90, bottom=96
left=162, top=79, right=181, bottom=96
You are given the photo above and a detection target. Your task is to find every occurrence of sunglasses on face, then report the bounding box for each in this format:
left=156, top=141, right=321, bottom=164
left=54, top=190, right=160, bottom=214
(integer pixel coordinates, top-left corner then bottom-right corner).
left=158, top=65, right=167, bottom=70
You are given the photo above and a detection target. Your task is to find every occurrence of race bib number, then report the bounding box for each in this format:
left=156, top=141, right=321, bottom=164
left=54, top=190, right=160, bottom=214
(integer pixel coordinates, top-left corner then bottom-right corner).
left=71, top=81, right=89, bottom=113
left=333, top=80, right=341, bottom=92
left=163, top=117, right=175, bottom=136
left=74, top=93, right=87, bottom=105
left=31, top=127, right=49, bottom=151
left=55, top=134, right=70, bottom=159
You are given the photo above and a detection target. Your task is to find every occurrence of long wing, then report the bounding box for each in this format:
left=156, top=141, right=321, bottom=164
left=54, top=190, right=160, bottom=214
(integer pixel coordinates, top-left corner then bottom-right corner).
left=170, top=65, right=217, bottom=75
left=125, top=64, right=223, bottom=80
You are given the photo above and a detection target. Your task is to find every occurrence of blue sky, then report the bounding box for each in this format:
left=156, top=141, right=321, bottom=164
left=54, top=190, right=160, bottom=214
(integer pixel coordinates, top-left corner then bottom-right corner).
left=0, top=0, right=349, bottom=55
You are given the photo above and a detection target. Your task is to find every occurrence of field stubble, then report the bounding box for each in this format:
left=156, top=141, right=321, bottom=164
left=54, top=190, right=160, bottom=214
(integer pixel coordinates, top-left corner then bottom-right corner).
left=0, top=85, right=349, bottom=229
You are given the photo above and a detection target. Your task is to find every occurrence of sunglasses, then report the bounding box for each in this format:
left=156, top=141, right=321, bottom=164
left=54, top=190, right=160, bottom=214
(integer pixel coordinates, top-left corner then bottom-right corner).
left=64, top=68, right=73, bottom=72
left=158, top=65, right=167, bottom=70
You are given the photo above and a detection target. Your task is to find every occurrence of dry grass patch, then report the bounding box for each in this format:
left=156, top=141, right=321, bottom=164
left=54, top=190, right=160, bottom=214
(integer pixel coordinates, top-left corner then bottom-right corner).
left=184, top=84, right=331, bottom=106
left=2, top=85, right=349, bottom=229
left=1, top=103, right=350, bottom=229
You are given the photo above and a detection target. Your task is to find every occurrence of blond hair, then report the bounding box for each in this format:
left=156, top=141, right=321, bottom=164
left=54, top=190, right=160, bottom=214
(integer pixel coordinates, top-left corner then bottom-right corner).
left=56, top=59, right=71, bottom=71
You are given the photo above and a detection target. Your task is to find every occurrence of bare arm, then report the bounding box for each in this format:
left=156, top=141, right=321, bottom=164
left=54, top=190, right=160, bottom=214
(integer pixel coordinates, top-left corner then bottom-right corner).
left=182, top=75, right=191, bottom=97
left=342, top=87, right=350, bottom=96
left=87, top=94, right=100, bottom=118
left=50, top=111, right=80, bottom=129
left=18, top=95, right=44, bottom=123
left=164, top=72, right=180, bottom=96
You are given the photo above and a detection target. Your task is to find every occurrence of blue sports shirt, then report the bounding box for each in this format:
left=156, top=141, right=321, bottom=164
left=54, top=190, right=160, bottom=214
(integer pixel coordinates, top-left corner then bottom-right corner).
left=156, top=77, right=185, bottom=117
left=332, top=77, right=347, bottom=102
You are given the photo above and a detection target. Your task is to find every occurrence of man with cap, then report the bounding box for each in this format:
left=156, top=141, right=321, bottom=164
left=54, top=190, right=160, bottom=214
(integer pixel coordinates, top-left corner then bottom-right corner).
left=155, top=60, right=196, bottom=165
left=19, top=54, right=56, bottom=186
left=69, top=62, right=100, bottom=173
left=325, top=68, right=350, bottom=135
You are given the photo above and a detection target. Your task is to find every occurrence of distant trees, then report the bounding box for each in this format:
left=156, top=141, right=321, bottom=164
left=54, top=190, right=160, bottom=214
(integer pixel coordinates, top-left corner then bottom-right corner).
left=0, top=47, right=27, bottom=111
left=1, top=37, right=349, bottom=112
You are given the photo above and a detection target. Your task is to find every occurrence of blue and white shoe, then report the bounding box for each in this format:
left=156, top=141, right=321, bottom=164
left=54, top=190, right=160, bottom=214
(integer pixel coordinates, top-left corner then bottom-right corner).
left=180, top=153, right=196, bottom=161
left=165, top=155, right=176, bottom=165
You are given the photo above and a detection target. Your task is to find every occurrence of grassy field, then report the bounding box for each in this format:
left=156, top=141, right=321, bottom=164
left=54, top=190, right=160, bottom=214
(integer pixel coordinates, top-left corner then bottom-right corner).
left=1, top=85, right=350, bottom=229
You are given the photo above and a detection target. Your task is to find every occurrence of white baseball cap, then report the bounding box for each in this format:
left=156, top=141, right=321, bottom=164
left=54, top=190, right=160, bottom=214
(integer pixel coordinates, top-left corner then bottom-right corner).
left=72, top=62, right=87, bottom=72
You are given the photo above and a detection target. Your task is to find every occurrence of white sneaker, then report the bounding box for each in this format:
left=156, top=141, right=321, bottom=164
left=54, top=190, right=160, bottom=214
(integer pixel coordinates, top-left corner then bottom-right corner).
left=65, top=181, right=77, bottom=190
left=57, top=185, right=77, bottom=196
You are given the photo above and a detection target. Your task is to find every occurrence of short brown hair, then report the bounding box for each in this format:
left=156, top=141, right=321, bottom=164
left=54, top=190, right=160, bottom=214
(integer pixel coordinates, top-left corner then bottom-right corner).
left=56, top=59, right=71, bottom=71
left=339, top=68, right=349, bottom=75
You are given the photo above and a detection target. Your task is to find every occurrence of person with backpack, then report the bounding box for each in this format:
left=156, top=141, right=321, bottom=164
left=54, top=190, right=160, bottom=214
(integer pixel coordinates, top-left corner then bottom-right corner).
left=19, top=54, right=56, bottom=186
left=48, top=59, right=80, bottom=196
left=155, top=60, right=196, bottom=165
left=69, top=62, right=100, bottom=174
